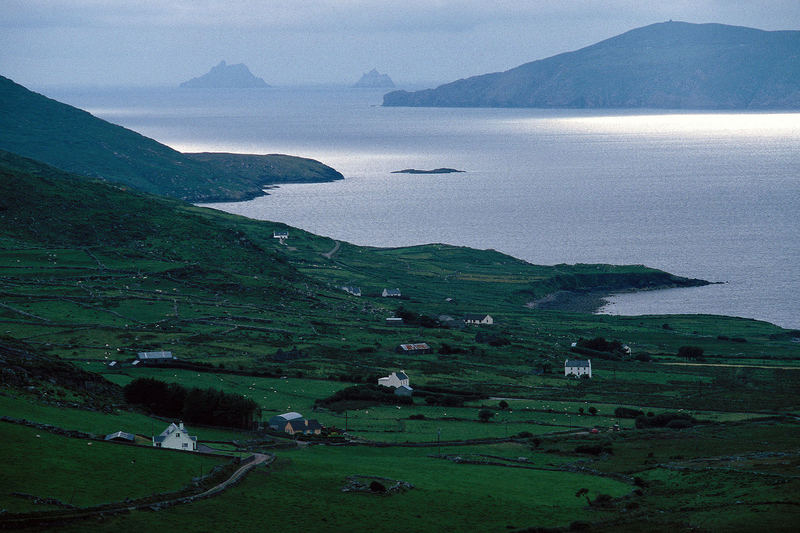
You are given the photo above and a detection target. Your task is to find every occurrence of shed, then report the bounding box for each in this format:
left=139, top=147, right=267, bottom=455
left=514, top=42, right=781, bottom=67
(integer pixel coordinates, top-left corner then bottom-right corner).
left=396, top=343, right=431, bottom=355
left=382, top=288, right=402, bottom=297
left=104, top=430, right=135, bottom=442
left=394, top=385, right=414, bottom=397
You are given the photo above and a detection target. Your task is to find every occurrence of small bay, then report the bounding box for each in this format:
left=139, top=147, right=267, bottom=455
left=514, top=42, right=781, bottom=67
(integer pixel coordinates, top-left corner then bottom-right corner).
left=47, top=86, right=800, bottom=329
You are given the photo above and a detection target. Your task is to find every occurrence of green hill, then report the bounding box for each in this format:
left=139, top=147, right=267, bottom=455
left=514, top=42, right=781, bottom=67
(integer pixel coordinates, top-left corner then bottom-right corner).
left=384, top=21, right=800, bottom=108
left=0, top=75, right=342, bottom=202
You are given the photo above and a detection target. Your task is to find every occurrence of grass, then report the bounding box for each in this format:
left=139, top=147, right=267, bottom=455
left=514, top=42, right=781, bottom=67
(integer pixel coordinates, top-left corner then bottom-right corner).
left=0, top=422, right=225, bottom=512
left=54, top=443, right=632, bottom=532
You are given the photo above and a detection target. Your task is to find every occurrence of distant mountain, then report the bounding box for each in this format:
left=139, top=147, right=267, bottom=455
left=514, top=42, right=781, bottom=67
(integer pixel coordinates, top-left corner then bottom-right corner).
left=353, top=68, right=395, bottom=88
left=384, top=21, right=800, bottom=109
left=0, top=75, right=342, bottom=202
left=180, top=60, right=270, bottom=88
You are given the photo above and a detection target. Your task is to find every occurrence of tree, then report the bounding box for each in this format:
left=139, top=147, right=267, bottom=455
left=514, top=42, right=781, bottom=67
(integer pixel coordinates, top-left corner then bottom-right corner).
left=678, top=346, right=704, bottom=360
left=498, top=400, right=509, bottom=410
left=575, top=488, right=591, bottom=506
left=478, top=409, right=495, bottom=423
left=588, top=406, right=598, bottom=416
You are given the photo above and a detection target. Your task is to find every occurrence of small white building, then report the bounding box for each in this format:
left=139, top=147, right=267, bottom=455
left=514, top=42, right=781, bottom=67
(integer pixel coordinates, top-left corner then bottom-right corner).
left=153, top=422, right=197, bottom=451
left=382, top=288, right=401, bottom=297
left=342, top=286, right=362, bottom=297
left=464, top=314, right=494, bottom=325
left=564, top=359, right=592, bottom=378
left=378, top=371, right=410, bottom=388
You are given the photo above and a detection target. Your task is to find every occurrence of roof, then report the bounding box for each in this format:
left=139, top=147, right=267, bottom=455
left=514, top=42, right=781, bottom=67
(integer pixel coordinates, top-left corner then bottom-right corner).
left=273, top=230, right=289, bottom=237
left=464, top=313, right=489, bottom=321
left=383, top=288, right=401, bottom=295
left=287, top=419, right=307, bottom=431
left=565, top=359, right=591, bottom=368
left=137, top=351, right=173, bottom=360
left=398, top=343, right=430, bottom=351
left=104, top=431, right=135, bottom=441
left=306, top=419, right=323, bottom=430
left=396, top=385, right=413, bottom=391
left=275, top=412, right=303, bottom=421
left=395, top=371, right=408, bottom=380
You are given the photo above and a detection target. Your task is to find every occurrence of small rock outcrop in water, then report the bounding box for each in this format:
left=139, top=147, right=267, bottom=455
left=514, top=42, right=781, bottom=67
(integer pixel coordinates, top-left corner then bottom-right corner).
left=391, top=168, right=464, bottom=174
left=353, top=68, right=395, bottom=88
left=180, top=61, right=270, bottom=88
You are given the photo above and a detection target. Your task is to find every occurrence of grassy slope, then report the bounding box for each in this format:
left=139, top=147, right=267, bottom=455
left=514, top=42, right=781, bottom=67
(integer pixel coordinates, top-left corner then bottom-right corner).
left=1, top=151, right=799, bottom=530
left=0, top=76, right=342, bottom=201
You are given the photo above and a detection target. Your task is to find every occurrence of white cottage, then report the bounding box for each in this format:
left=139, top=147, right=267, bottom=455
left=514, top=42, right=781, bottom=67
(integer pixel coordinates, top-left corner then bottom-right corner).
left=153, top=422, right=197, bottom=451
left=378, top=371, right=410, bottom=388
left=464, top=314, right=494, bottom=325
left=564, top=359, right=592, bottom=378
left=382, top=288, right=401, bottom=297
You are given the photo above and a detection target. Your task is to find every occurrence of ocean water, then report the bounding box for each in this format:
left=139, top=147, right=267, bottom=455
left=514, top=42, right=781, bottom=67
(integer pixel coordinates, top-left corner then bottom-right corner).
left=46, top=86, right=800, bottom=329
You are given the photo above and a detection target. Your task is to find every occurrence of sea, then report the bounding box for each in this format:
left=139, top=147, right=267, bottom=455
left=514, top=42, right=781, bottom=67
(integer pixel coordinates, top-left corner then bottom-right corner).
left=43, top=86, right=800, bottom=330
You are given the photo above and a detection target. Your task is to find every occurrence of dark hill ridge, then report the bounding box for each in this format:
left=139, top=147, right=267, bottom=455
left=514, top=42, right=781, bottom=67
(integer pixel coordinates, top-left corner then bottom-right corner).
left=384, top=21, right=800, bottom=109
left=180, top=60, right=270, bottom=88
left=0, top=75, right=341, bottom=202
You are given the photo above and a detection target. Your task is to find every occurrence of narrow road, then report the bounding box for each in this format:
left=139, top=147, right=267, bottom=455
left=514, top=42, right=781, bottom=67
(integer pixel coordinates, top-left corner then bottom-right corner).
left=0, top=453, right=274, bottom=529
left=321, top=240, right=341, bottom=259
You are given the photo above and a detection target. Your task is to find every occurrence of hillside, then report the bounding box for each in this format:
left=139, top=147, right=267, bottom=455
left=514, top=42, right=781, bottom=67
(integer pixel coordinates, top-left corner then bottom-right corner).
left=2, top=152, right=800, bottom=532
left=180, top=60, right=270, bottom=88
left=384, top=21, right=800, bottom=109
left=0, top=75, right=342, bottom=201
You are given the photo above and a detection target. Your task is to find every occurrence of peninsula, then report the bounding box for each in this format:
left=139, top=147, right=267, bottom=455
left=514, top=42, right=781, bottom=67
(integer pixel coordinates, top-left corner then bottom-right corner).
left=384, top=21, right=800, bottom=109
left=0, top=75, right=341, bottom=202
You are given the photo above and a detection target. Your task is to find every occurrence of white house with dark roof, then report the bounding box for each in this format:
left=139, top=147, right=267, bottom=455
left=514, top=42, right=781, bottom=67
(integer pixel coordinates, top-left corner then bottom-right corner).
left=564, top=359, right=592, bottom=378
left=342, top=286, right=362, bottom=297
left=382, top=288, right=401, bottom=297
left=464, top=313, right=494, bottom=325
left=378, top=371, right=410, bottom=388
left=152, top=422, right=197, bottom=451
left=273, top=230, right=289, bottom=239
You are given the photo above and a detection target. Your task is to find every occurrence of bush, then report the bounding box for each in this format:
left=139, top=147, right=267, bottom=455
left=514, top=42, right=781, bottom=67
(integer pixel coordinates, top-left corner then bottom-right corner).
left=588, top=406, right=598, bottom=416
left=369, top=481, right=386, bottom=493
left=574, top=444, right=613, bottom=456
left=577, top=337, right=624, bottom=353
left=635, top=412, right=697, bottom=429
left=315, top=384, right=412, bottom=411
left=634, top=352, right=653, bottom=362
left=677, top=346, right=704, bottom=360
left=409, top=414, right=426, bottom=420
left=478, top=409, right=495, bottom=422
left=614, top=407, right=644, bottom=419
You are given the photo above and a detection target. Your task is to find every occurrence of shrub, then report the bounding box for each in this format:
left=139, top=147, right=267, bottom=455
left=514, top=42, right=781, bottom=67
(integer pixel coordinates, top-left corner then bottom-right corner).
left=635, top=412, right=697, bottom=429
left=575, top=444, right=613, bottom=456
left=677, top=346, right=704, bottom=360
left=577, top=337, right=623, bottom=353
left=588, top=406, right=598, bottom=416
left=498, top=400, right=509, bottom=410
left=409, top=414, right=426, bottom=420
left=614, top=407, right=644, bottom=419
left=369, top=481, right=386, bottom=493
left=478, top=409, right=495, bottom=422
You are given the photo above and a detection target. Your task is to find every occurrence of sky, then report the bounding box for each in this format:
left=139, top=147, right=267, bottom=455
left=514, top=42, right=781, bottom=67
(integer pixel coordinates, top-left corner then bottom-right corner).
left=2, top=1, right=800, bottom=88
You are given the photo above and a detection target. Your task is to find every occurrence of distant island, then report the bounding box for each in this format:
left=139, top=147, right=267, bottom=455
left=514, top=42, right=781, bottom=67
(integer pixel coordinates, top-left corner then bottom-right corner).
left=353, top=68, right=395, bottom=88
left=391, top=168, right=464, bottom=174
left=384, top=21, right=800, bottom=109
left=180, top=60, right=270, bottom=89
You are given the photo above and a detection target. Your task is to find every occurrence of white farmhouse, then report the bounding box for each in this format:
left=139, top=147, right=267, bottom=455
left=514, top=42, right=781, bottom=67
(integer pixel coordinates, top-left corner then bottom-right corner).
left=564, top=359, right=592, bottom=378
left=153, top=422, right=197, bottom=451
left=378, top=371, right=410, bottom=388
left=464, top=313, right=494, bottom=325
left=382, top=288, right=401, bottom=297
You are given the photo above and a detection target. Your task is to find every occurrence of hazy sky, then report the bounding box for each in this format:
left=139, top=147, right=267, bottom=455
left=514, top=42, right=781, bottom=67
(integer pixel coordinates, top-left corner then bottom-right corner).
left=3, top=1, right=800, bottom=88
